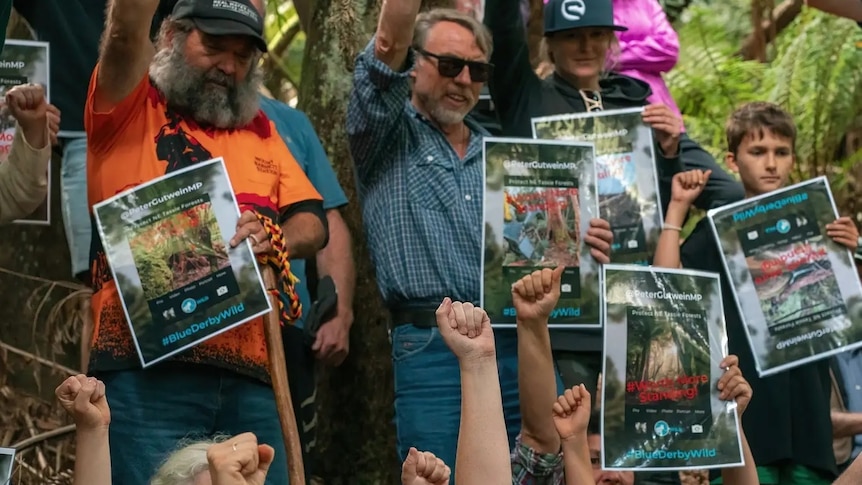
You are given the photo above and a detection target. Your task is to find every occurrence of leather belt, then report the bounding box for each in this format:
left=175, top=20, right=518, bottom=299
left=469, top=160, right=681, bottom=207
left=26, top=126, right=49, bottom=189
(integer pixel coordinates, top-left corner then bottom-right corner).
left=389, top=307, right=439, bottom=329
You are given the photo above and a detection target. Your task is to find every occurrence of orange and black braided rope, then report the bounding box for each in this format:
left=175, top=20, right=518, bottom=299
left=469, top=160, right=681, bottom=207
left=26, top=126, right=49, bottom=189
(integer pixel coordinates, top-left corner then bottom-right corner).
left=256, top=213, right=302, bottom=325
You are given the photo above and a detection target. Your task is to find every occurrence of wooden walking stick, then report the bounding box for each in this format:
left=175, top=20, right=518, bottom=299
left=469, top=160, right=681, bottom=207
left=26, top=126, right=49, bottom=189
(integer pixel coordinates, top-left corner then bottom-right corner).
left=262, top=265, right=306, bottom=485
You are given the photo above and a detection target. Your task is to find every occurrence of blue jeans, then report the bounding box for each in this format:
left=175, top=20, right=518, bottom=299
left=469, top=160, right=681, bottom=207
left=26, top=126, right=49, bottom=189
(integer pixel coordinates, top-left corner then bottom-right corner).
left=95, top=365, right=288, bottom=485
left=392, top=325, right=562, bottom=484
left=60, top=137, right=91, bottom=280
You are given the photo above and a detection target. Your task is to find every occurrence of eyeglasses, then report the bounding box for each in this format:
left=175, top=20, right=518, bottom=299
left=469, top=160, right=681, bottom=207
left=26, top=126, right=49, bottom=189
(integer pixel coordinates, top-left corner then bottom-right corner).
left=416, top=49, right=493, bottom=83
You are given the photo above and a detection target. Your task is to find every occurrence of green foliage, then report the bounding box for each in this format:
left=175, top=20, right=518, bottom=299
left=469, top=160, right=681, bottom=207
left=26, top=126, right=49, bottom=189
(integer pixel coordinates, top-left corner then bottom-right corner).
left=667, top=5, right=862, bottom=233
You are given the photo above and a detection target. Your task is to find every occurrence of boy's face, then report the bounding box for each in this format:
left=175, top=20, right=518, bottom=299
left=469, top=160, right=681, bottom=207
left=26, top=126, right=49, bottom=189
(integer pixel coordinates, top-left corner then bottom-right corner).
left=725, top=129, right=795, bottom=197
left=589, top=434, right=635, bottom=485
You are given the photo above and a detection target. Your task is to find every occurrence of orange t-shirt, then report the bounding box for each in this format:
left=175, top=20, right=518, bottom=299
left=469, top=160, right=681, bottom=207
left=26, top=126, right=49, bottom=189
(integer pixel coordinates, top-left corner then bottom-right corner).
left=85, top=64, right=322, bottom=383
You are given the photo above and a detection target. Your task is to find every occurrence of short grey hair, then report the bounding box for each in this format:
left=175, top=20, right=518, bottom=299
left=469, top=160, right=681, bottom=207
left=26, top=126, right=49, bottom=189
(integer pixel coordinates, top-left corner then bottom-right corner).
left=413, top=8, right=493, bottom=59
left=149, top=436, right=229, bottom=485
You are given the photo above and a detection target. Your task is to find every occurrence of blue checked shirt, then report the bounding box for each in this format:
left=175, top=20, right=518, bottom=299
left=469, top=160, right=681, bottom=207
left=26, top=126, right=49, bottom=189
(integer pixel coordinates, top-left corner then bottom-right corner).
left=347, top=38, right=485, bottom=307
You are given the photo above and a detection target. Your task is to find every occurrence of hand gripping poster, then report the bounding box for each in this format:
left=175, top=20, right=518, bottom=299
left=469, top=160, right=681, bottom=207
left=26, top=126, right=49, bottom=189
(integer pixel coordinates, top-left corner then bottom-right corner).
left=708, top=176, right=862, bottom=377
left=532, top=108, right=662, bottom=266
left=601, top=264, right=744, bottom=471
left=481, top=137, right=600, bottom=327
left=93, top=158, right=271, bottom=367
left=0, top=39, right=50, bottom=225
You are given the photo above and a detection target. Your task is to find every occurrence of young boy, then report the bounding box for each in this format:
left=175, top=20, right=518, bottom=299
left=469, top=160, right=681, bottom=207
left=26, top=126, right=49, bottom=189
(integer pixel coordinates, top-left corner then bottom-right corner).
left=654, top=101, right=861, bottom=485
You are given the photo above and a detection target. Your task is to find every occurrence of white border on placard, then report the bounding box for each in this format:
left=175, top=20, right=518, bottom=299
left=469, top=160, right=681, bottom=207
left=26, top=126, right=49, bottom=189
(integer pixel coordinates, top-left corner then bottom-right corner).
left=706, top=175, right=862, bottom=377
left=92, top=157, right=272, bottom=368
left=599, top=263, right=744, bottom=472
left=481, top=136, right=601, bottom=328
left=0, top=446, right=14, bottom=485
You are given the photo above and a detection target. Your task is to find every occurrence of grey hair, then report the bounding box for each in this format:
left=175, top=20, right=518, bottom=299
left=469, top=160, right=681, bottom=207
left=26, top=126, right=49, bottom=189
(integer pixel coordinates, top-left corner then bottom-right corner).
left=413, top=8, right=493, bottom=59
left=149, top=436, right=230, bottom=485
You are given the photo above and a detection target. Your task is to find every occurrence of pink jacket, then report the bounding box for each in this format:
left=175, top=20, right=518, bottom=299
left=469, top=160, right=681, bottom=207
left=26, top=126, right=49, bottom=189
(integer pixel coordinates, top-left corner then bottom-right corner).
left=612, top=0, right=684, bottom=128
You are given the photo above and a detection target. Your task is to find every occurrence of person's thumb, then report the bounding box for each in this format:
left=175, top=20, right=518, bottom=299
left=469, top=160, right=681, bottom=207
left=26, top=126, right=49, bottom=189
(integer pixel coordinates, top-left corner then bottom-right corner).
left=256, top=444, right=275, bottom=476
left=435, top=298, right=452, bottom=332
left=401, top=447, right=420, bottom=483
left=552, top=266, right=564, bottom=286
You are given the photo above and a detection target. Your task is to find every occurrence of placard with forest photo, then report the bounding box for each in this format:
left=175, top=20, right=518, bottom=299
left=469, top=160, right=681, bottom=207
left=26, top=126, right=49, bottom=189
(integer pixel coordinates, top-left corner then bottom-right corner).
left=532, top=107, right=661, bottom=266
left=601, top=264, right=743, bottom=471
left=0, top=39, right=50, bottom=225
left=708, top=176, right=862, bottom=377
left=481, top=137, right=599, bottom=327
left=93, top=157, right=271, bottom=367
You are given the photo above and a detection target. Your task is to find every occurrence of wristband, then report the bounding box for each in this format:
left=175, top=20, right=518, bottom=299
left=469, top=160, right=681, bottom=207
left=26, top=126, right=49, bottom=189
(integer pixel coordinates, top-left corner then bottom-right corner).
left=663, top=224, right=682, bottom=232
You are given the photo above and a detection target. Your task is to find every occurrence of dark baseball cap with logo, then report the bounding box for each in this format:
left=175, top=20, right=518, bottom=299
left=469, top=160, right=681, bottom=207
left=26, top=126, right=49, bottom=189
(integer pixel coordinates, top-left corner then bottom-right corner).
left=172, top=0, right=268, bottom=52
left=543, top=0, right=627, bottom=36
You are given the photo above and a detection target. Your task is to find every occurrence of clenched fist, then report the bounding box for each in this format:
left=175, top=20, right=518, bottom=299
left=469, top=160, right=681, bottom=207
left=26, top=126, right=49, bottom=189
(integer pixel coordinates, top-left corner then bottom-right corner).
left=207, top=433, right=275, bottom=485
left=55, top=374, right=111, bottom=430
left=401, top=447, right=451, bottom=485
left=5, top=83, right=49, bottom=148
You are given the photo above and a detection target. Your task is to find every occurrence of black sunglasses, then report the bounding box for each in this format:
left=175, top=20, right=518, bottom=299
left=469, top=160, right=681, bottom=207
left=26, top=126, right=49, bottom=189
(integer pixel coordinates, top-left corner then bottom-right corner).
left=416, top=49, right=494, bottom=83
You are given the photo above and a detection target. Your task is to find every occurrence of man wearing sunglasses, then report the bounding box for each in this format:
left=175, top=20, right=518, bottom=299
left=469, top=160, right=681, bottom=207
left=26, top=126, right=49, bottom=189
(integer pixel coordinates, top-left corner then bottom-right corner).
left=346, top=0, right=615, bottom=481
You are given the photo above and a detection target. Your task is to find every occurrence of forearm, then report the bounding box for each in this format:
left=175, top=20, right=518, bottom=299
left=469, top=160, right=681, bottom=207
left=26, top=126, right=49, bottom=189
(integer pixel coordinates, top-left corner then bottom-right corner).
left=74, top=428, right=112, bottom=485
left=560, top=437, right=593, bottom=485
left=375, top=0, right=422, bottom=70
left=720, top=428, right=758, bottom=485
left=652, top=200, right=689, bottom=268
left=836, top=453, right=862, bottom=484
left=832, top=411, right=862, bottom=438
left=457, top=358, right=512, bottom=485
left=0, top=122, right=50, bottom=224
left=280, top=210, right=327, bottom=259
left=96, top=0, right=158, bottom=108
left=315, top=209, right=355, bottom=318
left=517, top=320, right=560, bottom=453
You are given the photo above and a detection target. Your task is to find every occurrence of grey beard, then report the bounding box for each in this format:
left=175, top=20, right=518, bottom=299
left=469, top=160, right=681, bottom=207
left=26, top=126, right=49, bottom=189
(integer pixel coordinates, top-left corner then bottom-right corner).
left=417, top=91, right=473, bottom=127
left=149, top=33, right=262, bottom=129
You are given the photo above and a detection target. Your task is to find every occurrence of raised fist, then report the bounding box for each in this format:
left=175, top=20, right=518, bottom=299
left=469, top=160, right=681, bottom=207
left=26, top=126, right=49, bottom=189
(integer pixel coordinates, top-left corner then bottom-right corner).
left=6, top=83, right=47, bottom=129
left=435, top=297, right=496, bottom=363
left=512, top=266, right=564, bottom=326
left=55, top=374, right=111, bottom=430
left=401, top=447, right=451, bottom=485
left=670, top=169, right=711, bottom=206
left=552, top=384, right=591, bottom=442
left=208, top=433, right=275, bottom=485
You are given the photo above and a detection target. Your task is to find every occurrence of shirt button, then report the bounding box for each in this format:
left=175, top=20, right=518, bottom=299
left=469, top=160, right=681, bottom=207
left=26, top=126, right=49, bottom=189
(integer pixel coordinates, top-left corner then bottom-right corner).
left=465, top=194, right=472, bottom=201
left=426, top=156, right=434, bottom=161
left=856, top=385, right=861, bottom=391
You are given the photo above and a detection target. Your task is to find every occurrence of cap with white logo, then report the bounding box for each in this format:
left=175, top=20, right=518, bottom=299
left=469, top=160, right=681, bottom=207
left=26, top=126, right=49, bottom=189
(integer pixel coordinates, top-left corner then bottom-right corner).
left=543, top=0, right=627, bottom=35
left=172, top=0, right=268, bottom=52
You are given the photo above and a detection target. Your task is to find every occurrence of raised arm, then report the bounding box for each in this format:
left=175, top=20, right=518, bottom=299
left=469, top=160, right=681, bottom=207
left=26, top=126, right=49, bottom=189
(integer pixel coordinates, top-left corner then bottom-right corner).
left=0, top=84, right=51, bottom=224
left=375, top=0, right=422, bottom=71
left=653, top=170, right=710, bottom=268
left=484, top=0, right=540, bottom=135
left=56, top=375, right=113, bottom=485
left=615, top=0, right=679, bottom=73
left=716, top=355, right=758, bottom=485
left=513, top=267, right=565, bottom=455
left=436, top=298, right=512, bottom=485
left=95, top=0, right=159, bottom=112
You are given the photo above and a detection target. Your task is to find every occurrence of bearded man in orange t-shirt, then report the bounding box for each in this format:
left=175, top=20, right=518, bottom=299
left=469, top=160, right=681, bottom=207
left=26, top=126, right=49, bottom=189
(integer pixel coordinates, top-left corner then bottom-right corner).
left=83, top=0, right=328, bottom=483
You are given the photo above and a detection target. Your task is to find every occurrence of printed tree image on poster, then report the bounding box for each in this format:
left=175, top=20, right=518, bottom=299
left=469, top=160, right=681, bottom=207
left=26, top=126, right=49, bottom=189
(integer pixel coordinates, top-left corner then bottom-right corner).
left=532, top=108, right=661, bottom=266
left=601, top=265, right=743, bottom=471
left=708, top=177, right=862, bottom=377
left=93, top=158, right=271, bottom=367
left=482, top=137, right=600, bottom=327
left=0, top=39, right=50, bottom=225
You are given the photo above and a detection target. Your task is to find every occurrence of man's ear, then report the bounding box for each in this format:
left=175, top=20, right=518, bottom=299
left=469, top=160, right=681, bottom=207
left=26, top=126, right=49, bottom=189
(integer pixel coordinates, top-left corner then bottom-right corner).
left=725, top=151, right=739, bottom=174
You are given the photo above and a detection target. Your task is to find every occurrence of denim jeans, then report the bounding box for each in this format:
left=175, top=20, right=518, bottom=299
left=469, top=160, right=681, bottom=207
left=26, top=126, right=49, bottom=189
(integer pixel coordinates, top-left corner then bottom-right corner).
left=392, top=325, right=562, bottom=485
left=95, top=365, right=288, bottom=485
left=60, top=137, right=91, bottom=280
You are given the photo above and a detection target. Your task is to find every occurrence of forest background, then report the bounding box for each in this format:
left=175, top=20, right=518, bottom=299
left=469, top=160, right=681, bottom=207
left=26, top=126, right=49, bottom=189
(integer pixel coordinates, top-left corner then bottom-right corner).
left=1, top=0, right=861, bottom=483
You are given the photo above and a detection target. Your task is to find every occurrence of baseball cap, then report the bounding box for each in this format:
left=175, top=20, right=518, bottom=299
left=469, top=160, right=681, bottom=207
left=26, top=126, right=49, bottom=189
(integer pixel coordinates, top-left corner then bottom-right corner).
left=543, top=0, right=627, bottom=36
left=172, top=0, right=268, bottom=52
